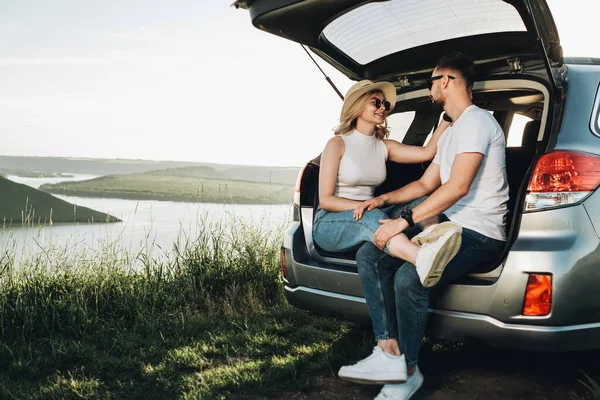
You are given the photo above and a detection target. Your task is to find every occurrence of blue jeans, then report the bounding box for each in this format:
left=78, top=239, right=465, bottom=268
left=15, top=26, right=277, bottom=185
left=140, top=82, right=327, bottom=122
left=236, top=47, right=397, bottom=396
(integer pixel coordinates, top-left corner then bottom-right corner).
left=355, top=222, right=505, bottom=367
left=312, top=196, right=428, bottom=253
left=313, top=205, right=403, bottom=253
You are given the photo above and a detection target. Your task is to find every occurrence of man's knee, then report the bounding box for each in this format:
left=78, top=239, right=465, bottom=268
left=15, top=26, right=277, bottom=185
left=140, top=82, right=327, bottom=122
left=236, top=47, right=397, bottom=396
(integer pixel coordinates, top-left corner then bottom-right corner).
left=356, top=242, right=383, bottom=264
left=394, top=264, right=424, bottom=293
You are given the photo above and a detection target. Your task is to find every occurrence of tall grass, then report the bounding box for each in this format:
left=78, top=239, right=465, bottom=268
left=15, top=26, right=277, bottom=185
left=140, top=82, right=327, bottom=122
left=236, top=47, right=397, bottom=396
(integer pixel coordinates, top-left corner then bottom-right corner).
left=0, top=217, right=284, bottom=341
left=0, top=217, right=368, bottom=399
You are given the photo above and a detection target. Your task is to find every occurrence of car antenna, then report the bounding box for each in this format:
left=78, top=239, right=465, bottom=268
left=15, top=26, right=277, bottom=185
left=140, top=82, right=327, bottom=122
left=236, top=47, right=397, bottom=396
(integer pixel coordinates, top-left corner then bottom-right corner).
left=300, top=44, right=344, bottom=101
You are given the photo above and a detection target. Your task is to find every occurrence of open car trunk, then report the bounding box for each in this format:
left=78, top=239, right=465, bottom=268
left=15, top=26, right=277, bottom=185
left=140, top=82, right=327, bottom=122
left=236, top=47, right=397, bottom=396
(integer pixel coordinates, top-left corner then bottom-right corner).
left=234, top=0, right=566, bottom=291
left=233, top=0, right=564, bottom=89
left=296, top=77, right=551, bottom=283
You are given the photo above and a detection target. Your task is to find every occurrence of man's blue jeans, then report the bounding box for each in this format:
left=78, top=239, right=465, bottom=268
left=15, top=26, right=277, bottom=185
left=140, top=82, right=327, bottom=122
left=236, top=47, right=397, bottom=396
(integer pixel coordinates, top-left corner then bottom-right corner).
left=355, top=222, right=505, bottom=367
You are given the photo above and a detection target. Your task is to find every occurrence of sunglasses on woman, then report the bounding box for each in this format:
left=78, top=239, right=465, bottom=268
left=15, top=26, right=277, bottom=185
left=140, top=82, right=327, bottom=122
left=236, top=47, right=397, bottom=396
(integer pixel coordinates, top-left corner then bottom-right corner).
left=371, top=98, right=391, bottom=111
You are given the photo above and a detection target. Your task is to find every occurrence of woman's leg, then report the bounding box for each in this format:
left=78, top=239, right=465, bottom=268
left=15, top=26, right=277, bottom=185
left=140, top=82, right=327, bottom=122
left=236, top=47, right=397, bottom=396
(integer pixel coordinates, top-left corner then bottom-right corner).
left=313, top=208, right=389, bottom=252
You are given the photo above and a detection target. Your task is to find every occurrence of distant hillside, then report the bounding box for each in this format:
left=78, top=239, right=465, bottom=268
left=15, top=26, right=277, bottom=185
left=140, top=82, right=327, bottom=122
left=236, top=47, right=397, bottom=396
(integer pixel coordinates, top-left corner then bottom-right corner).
left=144, top=165, right=300, bottom=185
left=0, top=177, right=119, bottom=225
left=0, top=155, right=303, bottom=179
left=39, top=165, right=299, bottom=204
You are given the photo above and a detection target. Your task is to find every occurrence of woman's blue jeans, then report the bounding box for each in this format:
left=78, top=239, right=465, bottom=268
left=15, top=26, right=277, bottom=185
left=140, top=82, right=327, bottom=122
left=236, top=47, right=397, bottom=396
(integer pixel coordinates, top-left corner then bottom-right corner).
left=355, top=223, right=505, bottom=367
left=312, top=197, right=427, bottom=253
left=312, top=205, right=404, bottom=253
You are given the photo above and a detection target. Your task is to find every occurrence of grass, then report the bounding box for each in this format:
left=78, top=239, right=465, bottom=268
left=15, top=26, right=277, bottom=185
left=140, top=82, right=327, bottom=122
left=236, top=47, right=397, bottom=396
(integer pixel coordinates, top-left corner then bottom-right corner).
left=39, top=166, right=299, bottom=205
left=3, top=216, right=599, bottom=399
left=0, top=217, right=371, bottom=399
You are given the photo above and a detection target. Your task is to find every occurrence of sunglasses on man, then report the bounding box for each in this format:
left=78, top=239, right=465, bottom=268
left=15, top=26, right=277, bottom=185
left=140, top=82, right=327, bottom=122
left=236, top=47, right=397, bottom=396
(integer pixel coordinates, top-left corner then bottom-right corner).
left=371, top=98, right=392, bottom=111
left=427, top=74, right=455, bottom=90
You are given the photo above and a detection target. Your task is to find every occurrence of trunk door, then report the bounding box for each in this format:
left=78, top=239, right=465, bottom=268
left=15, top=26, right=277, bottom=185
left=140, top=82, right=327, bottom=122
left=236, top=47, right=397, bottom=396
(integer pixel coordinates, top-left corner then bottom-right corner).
left=234, top=0, right=563, bottom=87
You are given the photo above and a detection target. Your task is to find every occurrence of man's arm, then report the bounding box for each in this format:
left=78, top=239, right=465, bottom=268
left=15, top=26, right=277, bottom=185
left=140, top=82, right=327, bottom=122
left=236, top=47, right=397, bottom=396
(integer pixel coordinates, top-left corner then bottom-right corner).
left=373, top=152, right=484, bottom=248
left=410, top=152, right=484, bottom=223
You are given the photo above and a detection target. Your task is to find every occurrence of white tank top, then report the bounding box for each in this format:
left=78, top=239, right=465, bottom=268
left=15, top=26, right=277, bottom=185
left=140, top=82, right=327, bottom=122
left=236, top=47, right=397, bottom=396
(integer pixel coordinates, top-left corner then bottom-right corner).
left=335, top=130, right=388, bottom=201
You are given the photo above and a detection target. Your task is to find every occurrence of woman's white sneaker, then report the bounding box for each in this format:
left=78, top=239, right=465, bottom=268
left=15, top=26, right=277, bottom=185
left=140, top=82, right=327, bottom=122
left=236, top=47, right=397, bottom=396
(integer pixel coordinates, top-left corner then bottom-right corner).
left=338, top=346, right=407, bottom=384
left=415, top=228, right=462, bottom=288
left=375, top=366, right=424, bottom=399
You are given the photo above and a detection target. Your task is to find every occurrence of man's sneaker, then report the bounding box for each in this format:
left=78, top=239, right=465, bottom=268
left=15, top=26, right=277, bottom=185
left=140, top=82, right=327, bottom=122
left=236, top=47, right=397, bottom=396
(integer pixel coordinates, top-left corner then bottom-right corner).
left=338, top=346, right=407, bottom=384
left=410, top=221, right=462, bottom=246
left=375, top=366, right=424, bottom=399
left=415, top=228, right=462, bottom=288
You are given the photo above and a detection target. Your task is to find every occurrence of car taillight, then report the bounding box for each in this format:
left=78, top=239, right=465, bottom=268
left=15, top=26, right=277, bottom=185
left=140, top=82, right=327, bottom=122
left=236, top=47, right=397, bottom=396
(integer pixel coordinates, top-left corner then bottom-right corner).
left=525, top=151, right=600, bottom=212
left=293, top=163, right=308, bottom=207
left=523, top=274, right=552, bottom=316
left=280, top=247, right=288, bottom=281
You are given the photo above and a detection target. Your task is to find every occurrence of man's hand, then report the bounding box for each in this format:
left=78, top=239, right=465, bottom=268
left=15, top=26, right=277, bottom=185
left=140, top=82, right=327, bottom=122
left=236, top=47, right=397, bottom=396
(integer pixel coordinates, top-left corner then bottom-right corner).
left=374, top=218, right=407, bottom=249
left=353, top=196, right=385, bottom=220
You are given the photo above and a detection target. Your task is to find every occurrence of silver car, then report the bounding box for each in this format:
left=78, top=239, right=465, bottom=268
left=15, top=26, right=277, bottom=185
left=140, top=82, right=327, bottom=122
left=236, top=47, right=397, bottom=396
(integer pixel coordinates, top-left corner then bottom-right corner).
left=235, top=0, right=600, bottom=351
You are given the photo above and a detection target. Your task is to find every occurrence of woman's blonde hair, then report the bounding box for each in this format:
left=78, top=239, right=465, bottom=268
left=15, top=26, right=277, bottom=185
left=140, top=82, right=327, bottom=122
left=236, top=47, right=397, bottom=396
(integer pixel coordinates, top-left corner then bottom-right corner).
left=334, top=90, right=390, bottom=140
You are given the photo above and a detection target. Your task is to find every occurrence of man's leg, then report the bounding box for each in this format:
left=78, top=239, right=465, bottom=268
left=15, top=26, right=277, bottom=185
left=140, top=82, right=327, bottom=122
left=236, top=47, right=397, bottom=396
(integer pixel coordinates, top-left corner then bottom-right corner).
left=337, top=242, right=408, bottom=384
left=375, top=227, right=505, bottom=398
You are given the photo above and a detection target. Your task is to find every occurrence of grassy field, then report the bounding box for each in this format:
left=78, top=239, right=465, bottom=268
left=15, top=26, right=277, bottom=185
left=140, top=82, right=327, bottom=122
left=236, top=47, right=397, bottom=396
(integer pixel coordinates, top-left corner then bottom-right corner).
left=40, top=166, right=298, bottom=204
left=0, top=219, right=374, bottom=399
left=1, top=221, right=599, bottom=399
left=0, top=177, right=119, bottom=225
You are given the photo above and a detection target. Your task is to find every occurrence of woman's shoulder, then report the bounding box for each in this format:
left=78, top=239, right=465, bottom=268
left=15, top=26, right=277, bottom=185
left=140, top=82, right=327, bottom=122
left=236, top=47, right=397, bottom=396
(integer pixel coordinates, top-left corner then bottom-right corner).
left=324, top=135, right=345, bottom=154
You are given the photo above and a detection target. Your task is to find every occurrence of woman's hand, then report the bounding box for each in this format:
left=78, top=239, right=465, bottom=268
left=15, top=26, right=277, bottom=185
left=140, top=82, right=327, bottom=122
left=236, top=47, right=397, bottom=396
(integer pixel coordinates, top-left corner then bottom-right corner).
left=353, top=196, right=385, bottom=220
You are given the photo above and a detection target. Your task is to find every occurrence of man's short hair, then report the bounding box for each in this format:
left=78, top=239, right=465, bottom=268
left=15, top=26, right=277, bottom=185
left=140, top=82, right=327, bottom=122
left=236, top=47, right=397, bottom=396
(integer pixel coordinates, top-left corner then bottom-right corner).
left=435, top=52, right=475, bottom=90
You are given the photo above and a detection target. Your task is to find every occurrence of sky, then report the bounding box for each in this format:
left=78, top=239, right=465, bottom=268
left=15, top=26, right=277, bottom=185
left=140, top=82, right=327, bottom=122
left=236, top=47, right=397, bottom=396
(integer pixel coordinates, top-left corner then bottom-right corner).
left=0, top=0, right=598, bottom=167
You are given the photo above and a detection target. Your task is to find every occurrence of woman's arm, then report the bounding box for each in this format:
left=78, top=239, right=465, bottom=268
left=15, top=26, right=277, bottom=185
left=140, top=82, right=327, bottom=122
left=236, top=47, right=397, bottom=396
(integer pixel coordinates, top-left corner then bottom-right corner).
left=384, top=119, right=451, bottom=163
left=318, top=136, right=364, bottom=212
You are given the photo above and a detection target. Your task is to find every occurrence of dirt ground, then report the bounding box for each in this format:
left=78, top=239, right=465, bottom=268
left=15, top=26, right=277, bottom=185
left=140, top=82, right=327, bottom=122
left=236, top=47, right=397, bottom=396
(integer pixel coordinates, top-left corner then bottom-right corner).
left=276, top=342, right=599, bottom=400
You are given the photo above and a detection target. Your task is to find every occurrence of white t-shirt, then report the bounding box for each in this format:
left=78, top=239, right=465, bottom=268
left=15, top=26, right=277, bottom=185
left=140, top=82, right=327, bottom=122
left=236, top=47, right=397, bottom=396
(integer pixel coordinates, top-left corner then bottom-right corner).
left=432, top=105, right=509, bottom=241
left=335, top=130, right=388, bottom=201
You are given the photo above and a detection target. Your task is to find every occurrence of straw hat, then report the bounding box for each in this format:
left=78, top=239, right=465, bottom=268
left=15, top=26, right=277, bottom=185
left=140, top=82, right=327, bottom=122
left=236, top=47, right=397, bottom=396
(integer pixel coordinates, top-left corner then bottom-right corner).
left=341, top=79, right=397, bottom=119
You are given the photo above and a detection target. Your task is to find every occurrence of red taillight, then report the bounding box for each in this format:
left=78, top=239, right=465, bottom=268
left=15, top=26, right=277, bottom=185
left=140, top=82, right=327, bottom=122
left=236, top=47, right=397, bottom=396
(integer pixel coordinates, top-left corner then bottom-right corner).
left=293, top=163, right=308, bottom=207
left=280, top=247, right=288, bottom=281
left=525, top=151, right=600, bottom=211
left=523, top=274, right=552, bottom=316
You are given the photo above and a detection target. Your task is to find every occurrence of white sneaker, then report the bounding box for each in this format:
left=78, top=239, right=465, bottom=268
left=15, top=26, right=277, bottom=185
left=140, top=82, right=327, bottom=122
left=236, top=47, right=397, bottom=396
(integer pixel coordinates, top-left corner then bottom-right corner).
left=375, top=366, right=424, bottom=399
left=415, top=228, right=462, bottom=288
left=338, top=346, right=407, bottom=384
left=411, top=221, right=462, bottom=246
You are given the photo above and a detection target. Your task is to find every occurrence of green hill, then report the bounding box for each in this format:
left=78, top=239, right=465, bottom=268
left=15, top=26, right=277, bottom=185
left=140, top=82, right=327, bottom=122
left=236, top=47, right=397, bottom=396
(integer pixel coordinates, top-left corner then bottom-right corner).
left=0, top=177, right=119, bottom=225
left=39, top=166, right=297, bottom=204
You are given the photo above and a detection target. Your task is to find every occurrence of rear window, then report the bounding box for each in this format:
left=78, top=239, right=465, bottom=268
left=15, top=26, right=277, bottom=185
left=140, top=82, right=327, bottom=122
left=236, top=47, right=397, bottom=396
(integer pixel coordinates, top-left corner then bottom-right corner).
left=322, top=0, right=527, bottom=65
left=591, top=83, right=600, bottom=137
left=387, top=111, right=415, bottom=143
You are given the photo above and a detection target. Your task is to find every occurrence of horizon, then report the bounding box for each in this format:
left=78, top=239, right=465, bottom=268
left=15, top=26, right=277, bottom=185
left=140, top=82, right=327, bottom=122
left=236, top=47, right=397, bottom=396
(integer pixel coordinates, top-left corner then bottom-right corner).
left=0, top=1, right=597, bottom=167
left=0, top=153, right=302, bottom=170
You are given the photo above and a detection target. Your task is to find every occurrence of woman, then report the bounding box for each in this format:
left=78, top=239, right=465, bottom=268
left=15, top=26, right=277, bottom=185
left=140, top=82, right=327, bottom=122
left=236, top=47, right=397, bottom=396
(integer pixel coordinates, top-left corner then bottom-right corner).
left=312, top=79, right=459, bottom=287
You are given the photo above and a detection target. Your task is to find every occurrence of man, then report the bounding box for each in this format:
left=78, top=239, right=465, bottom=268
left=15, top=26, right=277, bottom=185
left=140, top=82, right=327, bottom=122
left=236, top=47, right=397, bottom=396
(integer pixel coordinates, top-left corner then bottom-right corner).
left=338, top=52, right=509, bottom=399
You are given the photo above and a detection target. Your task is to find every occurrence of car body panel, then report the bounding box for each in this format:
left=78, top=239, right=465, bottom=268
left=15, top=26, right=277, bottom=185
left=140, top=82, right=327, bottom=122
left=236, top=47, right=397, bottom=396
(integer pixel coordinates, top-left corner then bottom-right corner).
left=554, top=64, right=600, bottom=150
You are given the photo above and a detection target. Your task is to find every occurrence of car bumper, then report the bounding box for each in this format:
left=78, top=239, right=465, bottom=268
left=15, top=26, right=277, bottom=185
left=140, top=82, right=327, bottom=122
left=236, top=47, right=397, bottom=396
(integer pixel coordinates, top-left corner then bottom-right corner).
left=285, top=284, right=600, bottom=351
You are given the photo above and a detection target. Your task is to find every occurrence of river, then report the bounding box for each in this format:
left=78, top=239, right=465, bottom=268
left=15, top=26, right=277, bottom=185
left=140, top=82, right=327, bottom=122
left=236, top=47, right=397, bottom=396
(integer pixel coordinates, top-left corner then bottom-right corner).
left=2, top=174, right=292, bottom=264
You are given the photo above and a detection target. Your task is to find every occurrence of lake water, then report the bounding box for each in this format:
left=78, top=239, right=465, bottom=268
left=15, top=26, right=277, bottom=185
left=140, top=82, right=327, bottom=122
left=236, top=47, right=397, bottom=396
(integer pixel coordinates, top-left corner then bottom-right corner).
left=2, top=174, right=292, bottom=264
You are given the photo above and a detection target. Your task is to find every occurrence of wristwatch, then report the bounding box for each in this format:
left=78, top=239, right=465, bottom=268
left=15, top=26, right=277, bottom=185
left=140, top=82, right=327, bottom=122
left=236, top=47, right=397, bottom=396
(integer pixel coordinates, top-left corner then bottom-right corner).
left=442, top=113, right=453, bottom=123
left=400, top=208, right=415, bottom=227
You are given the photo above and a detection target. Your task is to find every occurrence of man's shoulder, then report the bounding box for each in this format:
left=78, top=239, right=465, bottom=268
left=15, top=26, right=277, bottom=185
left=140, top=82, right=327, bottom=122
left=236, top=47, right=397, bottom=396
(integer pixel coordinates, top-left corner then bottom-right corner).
left=461, top=107, right=501, bottom=133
